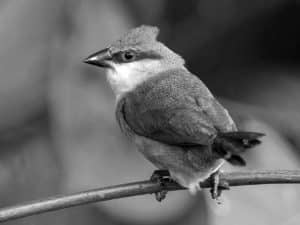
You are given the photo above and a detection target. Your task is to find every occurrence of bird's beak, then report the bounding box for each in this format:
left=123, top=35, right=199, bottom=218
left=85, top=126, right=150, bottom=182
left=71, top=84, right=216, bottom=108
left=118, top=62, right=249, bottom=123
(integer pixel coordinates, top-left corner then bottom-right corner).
left=84, top=48, right=112, bottom=68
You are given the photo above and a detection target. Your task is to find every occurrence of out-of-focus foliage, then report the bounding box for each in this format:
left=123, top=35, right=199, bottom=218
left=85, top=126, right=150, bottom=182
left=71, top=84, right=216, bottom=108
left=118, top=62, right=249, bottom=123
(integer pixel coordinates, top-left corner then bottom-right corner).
left=0, top=0, right=300, bottom=225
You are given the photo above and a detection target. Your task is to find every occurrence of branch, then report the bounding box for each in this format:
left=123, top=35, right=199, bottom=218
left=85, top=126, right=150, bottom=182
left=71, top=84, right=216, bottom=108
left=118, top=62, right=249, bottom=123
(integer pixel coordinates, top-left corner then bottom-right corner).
left=0, top=170, right=300, bottom=222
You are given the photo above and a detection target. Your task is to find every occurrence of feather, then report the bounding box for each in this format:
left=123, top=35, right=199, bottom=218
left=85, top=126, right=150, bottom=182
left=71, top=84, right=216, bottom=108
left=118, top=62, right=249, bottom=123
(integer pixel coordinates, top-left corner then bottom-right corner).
left=117, top=68, right=236, bottom=146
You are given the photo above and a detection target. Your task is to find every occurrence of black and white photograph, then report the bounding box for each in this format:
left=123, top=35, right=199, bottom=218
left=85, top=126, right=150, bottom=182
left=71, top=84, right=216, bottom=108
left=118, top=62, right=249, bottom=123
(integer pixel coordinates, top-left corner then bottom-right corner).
left=0, top=1, right=299, bottom=225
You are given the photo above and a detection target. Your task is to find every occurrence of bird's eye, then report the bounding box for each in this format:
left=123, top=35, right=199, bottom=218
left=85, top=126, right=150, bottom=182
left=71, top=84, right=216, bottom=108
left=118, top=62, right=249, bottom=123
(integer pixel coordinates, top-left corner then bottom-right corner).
left=121, top=51, right=136, bottom=62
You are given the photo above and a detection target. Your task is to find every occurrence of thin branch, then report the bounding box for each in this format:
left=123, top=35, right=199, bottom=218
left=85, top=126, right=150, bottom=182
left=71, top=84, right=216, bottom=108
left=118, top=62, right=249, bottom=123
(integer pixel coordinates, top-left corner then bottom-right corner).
left=0, top=170, right=300, bottom=222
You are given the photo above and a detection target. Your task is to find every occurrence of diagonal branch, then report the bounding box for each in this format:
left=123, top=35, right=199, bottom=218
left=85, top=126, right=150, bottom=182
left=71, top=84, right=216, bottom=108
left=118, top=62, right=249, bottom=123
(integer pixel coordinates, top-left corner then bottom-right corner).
left=0, top=170, right=300, bottom=223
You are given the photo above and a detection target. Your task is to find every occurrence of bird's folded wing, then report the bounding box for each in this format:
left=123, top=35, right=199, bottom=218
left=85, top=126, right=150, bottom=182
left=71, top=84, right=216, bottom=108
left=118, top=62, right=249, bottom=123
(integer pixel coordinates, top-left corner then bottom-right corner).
left=128, top=105, right=216, bottom=146
left=117, top=69, right=239, bottom=146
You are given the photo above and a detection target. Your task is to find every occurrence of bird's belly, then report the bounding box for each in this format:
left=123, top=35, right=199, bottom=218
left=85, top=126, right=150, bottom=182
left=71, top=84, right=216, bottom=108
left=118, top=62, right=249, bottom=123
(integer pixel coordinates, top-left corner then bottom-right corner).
left=133, top=135, right=224, bottom=190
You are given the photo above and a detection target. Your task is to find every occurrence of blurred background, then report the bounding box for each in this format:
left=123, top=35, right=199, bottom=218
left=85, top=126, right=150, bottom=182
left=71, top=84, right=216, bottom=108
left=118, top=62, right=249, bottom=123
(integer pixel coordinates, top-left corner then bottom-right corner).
left=0, top=0, right=300, bottom=224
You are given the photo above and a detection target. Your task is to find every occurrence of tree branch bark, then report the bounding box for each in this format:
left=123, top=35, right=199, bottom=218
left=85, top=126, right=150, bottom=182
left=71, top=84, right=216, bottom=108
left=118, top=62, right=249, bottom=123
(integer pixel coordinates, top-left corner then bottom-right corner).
left=0, top=170, right=300, bottom=222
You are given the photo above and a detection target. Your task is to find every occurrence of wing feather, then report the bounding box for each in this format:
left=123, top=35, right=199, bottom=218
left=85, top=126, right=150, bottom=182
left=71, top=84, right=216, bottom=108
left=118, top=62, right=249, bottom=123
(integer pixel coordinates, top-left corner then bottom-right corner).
left=117, top=69, right=236, bottom=146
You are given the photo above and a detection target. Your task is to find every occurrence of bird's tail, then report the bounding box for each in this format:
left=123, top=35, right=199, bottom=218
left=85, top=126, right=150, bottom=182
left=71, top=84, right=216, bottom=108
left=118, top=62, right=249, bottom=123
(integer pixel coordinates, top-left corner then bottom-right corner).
left=213, top=131, right=265, bottom=166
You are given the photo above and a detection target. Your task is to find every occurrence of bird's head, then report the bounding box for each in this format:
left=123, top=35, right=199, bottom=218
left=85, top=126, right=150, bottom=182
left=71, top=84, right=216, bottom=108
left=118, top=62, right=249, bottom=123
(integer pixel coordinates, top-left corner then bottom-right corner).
left=84, top=25, right=185, bottom=98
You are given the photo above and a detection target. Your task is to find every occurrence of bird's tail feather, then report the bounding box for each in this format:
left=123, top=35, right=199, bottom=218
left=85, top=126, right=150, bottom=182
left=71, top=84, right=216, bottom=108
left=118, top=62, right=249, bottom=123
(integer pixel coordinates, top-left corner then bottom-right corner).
left=213, top=131, right=265, bottom=166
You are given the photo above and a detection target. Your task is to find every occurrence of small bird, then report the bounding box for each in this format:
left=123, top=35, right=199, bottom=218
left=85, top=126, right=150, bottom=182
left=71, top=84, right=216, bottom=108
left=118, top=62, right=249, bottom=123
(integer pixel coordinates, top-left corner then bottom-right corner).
left=84, top=25, right=264, bottom=201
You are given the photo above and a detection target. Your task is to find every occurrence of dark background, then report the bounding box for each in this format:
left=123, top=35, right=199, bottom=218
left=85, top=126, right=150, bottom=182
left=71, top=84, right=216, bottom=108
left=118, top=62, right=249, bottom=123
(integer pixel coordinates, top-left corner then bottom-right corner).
left=0, top=0, right=300, bottom=224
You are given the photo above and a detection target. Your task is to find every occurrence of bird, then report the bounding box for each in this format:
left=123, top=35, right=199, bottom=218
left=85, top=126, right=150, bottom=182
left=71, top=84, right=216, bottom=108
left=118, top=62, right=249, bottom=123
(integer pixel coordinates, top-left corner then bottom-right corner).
left=84, top=25, right=264, bottom=201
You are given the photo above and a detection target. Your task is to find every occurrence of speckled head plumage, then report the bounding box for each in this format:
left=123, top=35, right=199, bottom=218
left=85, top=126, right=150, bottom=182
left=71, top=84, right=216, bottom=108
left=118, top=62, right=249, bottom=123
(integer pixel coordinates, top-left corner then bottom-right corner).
left=109, top=25, right=185, bottom=67
left=84, top=25, right=186, bottom=97
left=110, top=25, right=159, bottom=51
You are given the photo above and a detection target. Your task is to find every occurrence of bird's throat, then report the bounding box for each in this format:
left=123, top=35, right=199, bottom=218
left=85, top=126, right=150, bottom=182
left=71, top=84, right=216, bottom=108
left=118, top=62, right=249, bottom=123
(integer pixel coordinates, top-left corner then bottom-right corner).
left=106, top=61, right=161, bottom=98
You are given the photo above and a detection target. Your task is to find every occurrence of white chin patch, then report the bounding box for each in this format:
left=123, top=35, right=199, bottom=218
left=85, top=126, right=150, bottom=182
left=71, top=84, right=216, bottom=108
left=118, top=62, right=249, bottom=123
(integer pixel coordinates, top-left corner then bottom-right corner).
left=106, top=60, right=161, bottom=97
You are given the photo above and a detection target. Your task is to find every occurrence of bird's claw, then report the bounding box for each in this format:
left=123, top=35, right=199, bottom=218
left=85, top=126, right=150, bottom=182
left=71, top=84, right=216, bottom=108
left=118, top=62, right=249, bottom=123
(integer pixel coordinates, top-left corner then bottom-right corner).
left=150, top=170, right=171, bottom=202
left=210, top=170, right=230, bottom=201
left=154, top=190, right=168, bottom=202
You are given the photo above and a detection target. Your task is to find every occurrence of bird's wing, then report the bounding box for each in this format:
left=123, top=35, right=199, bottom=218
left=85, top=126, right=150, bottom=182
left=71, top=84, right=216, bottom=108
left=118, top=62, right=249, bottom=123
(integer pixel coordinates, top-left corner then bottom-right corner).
left=117, top=69, right=236, bottom=146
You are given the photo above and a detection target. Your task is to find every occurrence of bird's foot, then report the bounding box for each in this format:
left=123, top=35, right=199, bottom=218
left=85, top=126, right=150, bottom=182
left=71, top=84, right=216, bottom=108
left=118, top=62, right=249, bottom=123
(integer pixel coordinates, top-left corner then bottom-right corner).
left=210, top=170, right=230, bottom=201
left=150, top=170, right=171, bottom=202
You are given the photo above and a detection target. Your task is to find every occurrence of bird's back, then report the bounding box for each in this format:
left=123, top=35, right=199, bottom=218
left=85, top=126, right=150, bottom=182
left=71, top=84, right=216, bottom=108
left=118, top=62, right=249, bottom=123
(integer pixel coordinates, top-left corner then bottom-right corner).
left=116, top=68, right=237, bottom=141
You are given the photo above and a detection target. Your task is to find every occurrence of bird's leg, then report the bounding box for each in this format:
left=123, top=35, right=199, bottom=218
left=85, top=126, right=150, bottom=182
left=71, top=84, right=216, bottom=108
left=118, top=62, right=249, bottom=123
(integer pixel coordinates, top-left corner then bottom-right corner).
left=150, top=170, right=171, bottom=202
left=210, top=170, right=230, bottom=200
